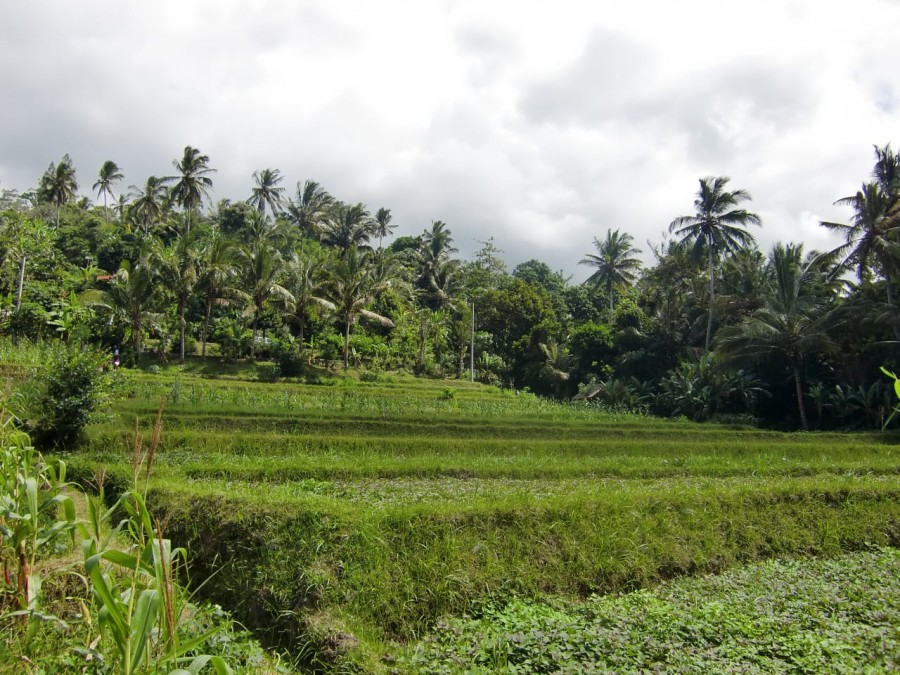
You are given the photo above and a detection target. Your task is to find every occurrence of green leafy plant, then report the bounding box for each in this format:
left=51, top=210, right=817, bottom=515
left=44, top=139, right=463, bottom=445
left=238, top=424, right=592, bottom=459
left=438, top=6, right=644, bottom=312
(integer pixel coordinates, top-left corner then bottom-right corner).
left=880, top=366, right=900, bottom=428
left=16, top=342, right=110, bottom=449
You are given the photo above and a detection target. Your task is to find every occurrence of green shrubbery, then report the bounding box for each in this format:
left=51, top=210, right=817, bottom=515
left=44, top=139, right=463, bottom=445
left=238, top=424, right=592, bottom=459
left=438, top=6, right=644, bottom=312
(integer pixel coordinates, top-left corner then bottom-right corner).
left=16, top=341, right=110, bottom=449
left=404, top=548, right=900, bottom=673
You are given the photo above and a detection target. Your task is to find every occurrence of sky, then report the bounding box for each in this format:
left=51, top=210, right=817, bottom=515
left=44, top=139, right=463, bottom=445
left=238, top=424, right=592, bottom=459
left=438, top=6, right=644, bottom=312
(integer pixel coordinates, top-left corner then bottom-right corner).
left=1, top=0, right=898, bottom=281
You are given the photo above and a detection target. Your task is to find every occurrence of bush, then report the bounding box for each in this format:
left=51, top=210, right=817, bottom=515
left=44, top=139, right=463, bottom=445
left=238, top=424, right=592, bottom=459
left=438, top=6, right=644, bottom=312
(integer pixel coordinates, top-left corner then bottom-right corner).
left=18, top=342, right=109, bottom=449
left=277, top=343, right=306, bottom=377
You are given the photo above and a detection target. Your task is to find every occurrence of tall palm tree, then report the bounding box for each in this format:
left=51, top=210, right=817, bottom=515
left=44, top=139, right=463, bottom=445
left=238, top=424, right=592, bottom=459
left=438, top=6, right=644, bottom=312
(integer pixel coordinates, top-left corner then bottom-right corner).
left=579, top=228, right=642, bottom=324
left=38, top=154, right=78, bottom=228
left=373, top=207, right=395, bottom=249
left=416, top=220, right=458, bottom=288
left=285, top=180, right=334, bottom=245
left=248, top=168, right=286, bottom=216
left=670, top=176, right=761, bottom=350
left=717, top=243, right=838, bottom=430
left=236, top=240, right=291, bottom=357
left=168, top=146, right=215, bottom=234
left=129, top=176, right=169, bottom=236
left=197, top=232, right=238, bottom=358
left=283, top=248, right=335, bottom=345
left=320, top=202, right=373, bottom=252
left=326, top=246, right=394, bottom=367
left=821, top=153, right=900, bottom=308
left=154, top=231, right=202, bottom=363
left=93, top=160, right=124, bottom=224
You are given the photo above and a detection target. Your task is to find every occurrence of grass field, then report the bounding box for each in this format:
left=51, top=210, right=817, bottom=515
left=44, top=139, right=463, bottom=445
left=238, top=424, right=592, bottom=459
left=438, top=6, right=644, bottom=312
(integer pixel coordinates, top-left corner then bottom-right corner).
left=64, top=369, right=900, bottom=672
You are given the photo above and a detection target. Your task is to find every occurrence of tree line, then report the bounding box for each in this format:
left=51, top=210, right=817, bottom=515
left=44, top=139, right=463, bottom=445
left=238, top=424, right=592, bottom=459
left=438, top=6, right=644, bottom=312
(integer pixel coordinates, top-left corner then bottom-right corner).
left=0, top=143, right=897, bottom=430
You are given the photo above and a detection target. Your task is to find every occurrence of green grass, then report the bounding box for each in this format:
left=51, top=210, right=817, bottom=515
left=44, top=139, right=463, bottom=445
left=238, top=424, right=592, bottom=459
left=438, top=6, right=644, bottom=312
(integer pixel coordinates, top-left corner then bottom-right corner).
left=60, top=369, right=900, bottom=671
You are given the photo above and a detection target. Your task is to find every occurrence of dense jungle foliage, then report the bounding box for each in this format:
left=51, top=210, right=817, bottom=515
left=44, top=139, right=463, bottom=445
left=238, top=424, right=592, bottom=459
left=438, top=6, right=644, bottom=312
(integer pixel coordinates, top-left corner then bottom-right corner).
left=1, top=143, right=898, bottom=430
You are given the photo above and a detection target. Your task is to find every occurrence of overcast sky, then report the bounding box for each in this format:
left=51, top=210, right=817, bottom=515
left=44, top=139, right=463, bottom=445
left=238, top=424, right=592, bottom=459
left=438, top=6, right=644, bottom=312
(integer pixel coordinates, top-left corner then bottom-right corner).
left=1, top=1, right=898, bottom=280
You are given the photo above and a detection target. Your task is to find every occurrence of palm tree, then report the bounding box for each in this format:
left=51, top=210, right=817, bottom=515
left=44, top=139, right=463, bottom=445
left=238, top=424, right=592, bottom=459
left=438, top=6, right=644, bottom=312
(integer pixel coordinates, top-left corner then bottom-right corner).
left=197, top=232, right=239, bottom=358
left=38, top=154, right=78, bottom=228
left=373, top=207, right=395, bottom=249
left=320, top=203, right=373, bottom=252
left=129, top=176, right=169, bottom=236
left=670, top=176, right=761, bottom=350
left=326, top=246, right=394, bottom=367
left=168, top=146, right=215, bottom=234
left=416, top=220, right=458, bottom=287
left=82, top=257, right=158, bottom=356
left=93, top=160, right=124, bottom=224
left=285, top=180, right=334, bottom=245
left=283, top=249, right=335, bottom=345
left=579, top=228, right=642, bottom=324
left=717, top=243, right=838, bottom=430
left=236, top=240, right=291, bottom=357
left=154, top=231, right=202, bottom=363
left=248, top=168, right=285, bottom=216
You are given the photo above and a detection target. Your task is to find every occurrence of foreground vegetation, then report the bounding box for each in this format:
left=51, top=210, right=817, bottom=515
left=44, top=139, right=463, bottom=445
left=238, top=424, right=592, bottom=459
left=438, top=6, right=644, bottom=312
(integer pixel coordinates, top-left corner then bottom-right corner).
left=404, top=548, right=900, bottom=673
left=46, top=364, right=898, bottom=671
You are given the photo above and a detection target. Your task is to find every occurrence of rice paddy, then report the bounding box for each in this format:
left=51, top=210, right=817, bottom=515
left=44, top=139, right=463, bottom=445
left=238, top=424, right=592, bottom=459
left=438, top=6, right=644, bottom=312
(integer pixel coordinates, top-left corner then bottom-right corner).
left=67, top=370, right=900, bottom=672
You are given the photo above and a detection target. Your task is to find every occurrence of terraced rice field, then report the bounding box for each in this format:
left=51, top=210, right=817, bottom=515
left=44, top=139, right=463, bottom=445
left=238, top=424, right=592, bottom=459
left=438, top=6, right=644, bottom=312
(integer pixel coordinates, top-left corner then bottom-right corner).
left=69, top=371, right=900, bottom=672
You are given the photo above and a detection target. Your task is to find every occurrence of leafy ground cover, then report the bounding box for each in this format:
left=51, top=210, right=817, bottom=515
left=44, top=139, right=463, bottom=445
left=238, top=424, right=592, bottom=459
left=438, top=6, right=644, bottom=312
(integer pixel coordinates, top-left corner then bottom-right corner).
left=57, top=370, right=900, bottom=671
left=403, top=548, right=900, bottom=673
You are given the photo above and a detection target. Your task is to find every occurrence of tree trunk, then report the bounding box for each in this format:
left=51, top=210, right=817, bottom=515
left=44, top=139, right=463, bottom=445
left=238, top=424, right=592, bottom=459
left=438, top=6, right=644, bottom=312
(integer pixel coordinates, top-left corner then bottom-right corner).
left=251, top=313, right=258, bottom=358
left=608, top=279, right=614, bottom=325
left=343, top=314, right=351, bottom=368
left=179, top=299, right=186, bottom=364
left=134, top=317, right=142, bottom=357
left=15, top=254, right=25, bottom=310
left=793, top=362, right=808, bottom=431
left=886, top=276, right=900, bottom=340
left=417, top=317, right=426, bottom=369
left=55, top=204, right=60, bottom=230
left=705, top=244, right=715, bottom=351
left=201, top=299, right=212, bottom=358
left=298, top=309, right=306, bottom=346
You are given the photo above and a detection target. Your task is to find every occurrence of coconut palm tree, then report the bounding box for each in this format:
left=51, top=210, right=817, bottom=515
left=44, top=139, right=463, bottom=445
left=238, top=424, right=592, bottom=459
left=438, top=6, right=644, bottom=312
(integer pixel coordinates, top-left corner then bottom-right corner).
left=236, top=239, right=291, bottom=357
left=38, top=154, right=78, bottom=228
left=197, top=232, right=239, bottom=358
left=168, top=146, right=215, bottom=234
left=283, top=248, right=335, bottom=345
left=129, top=176, right=169, bottom=236
left=822, top=179, right=900, bottom=305
left=670, top=176, right=761, bottom=350
left=416, top=220, right=458, bottom=288
left=320, top=203, right=373, bottom=252
left=285, top=180, right=334, bottom=245
left=373, top=207, right=395, bottom=249
left=248, top=168, right=286, bottom=216
left=154, top=230, right=202, bottom=363
left=717, top=243, right=838, bottom=430
left=93, top=160, right=124, bottom=224
left=82, top=255, right=158, bottom=356
left=579, top=228, right=642, bottom=324
left=326, top=246, right=394, bottom=367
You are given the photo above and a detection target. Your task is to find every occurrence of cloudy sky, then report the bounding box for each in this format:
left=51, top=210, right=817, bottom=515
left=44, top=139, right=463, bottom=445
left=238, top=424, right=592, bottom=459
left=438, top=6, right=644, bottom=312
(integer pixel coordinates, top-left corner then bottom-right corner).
left=1, top=0, right=898, bottom=279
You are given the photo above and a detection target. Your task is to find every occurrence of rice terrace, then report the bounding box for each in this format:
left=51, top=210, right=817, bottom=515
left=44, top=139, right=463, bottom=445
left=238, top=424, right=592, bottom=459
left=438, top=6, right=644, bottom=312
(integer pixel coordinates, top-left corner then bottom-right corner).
left=4, top=353, right=892, bottom=672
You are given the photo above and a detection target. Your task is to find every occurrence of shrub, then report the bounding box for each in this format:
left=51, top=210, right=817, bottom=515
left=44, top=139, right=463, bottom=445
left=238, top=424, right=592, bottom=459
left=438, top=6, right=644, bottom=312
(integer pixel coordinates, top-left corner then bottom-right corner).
left=17, top=342, right=109, bottom=449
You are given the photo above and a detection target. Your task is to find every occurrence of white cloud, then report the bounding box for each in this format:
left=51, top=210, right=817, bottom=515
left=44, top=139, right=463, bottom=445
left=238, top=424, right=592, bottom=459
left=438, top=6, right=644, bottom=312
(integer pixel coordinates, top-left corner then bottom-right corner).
left=1, top=0, right=898, bottom=280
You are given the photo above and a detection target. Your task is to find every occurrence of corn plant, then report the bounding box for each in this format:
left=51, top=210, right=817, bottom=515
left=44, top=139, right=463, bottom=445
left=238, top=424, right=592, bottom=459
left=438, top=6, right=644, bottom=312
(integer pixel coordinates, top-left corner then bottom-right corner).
left=0, top=412, right=75, bottom=639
